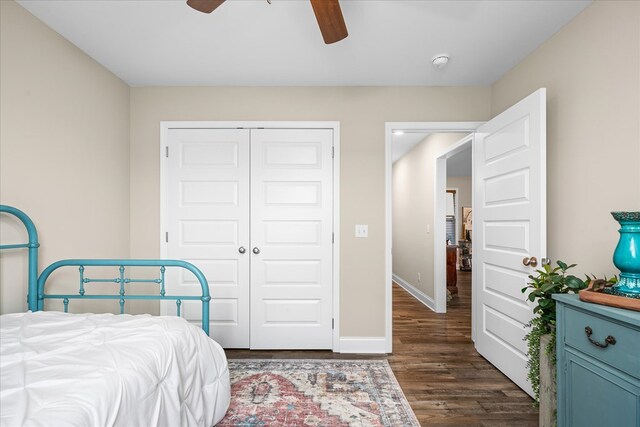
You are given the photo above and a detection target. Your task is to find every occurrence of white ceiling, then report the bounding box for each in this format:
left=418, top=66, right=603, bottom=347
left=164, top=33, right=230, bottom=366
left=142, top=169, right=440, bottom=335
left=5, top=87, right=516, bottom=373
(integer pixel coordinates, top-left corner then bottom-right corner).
left=391, top=132, right=429, bottom=163
left=16, top=0, right=591, bottom=87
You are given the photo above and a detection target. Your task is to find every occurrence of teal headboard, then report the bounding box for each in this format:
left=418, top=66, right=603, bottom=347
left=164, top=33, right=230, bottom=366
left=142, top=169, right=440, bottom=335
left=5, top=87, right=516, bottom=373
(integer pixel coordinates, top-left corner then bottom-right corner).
left=0, top=205, right=212, bottom=334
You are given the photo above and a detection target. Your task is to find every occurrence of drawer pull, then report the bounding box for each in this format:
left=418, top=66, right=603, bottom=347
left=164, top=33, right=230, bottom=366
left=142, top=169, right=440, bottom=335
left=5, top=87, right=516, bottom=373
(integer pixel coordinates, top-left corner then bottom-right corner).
left=584, top=326, right=616, bottom=348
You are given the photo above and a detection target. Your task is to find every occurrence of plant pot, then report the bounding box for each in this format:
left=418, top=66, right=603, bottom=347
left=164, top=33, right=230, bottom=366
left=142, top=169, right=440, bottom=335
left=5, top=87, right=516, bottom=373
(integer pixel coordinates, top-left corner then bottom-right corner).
left=539, top=334, right=557, bottom=427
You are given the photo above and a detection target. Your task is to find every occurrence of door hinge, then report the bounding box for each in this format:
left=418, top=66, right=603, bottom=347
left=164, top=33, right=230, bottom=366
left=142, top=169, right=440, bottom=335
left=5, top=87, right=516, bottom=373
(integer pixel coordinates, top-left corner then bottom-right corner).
left=165, top=146, right=169, bottom=158
left=165, top=232, right=168, bottom=243
left=332, top=318, right=335, bottom=330
left=332, top=232, right=335, bottom=244
left=332, top=146, right=335, bottom=158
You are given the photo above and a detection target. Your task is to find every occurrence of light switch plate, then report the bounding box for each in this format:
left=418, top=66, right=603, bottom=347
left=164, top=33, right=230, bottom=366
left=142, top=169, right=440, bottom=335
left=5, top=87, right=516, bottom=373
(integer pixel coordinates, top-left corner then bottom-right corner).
left=355, top=224, right=368, bottom=238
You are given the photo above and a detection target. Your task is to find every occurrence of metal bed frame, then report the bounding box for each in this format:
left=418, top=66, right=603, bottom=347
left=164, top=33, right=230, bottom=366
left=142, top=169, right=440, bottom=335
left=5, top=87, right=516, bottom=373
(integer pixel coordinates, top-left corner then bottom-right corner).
left=0, top=205, right=211, bottom=335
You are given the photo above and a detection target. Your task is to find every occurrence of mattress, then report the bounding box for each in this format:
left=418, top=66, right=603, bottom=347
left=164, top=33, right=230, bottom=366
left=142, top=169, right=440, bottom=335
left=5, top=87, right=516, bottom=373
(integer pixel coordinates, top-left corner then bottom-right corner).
left=0, top=311, right=230, bottom=427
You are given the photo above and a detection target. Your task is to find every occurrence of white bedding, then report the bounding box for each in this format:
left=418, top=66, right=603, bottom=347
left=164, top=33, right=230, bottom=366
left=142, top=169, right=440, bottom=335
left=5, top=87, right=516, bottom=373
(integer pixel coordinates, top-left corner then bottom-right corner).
left=0, top=311, right=230, bottom=427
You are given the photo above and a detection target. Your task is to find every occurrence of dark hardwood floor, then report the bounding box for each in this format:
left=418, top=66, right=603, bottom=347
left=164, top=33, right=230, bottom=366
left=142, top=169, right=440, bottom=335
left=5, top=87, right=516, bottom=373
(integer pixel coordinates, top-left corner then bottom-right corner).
left=225, top=272, right=538, bottom=426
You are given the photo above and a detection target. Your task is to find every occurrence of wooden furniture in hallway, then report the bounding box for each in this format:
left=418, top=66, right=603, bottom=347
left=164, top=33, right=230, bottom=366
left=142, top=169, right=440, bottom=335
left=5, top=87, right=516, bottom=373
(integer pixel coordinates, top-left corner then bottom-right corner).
left=446, top=244, right=458, bottom=295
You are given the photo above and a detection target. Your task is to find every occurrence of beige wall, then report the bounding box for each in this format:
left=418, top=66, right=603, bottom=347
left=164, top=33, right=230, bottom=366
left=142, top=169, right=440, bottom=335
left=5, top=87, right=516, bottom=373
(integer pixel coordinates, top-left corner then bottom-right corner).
left=391, top=133, right=467, bottom=298
left=130, top=88, right=490, bottom=336
left=447, top=175, right=472, bottom=242
left=491, top=0, right=640, bottom=278
left=0, top=1, right=131, bottom=314
left=4, top=0, right=632, bottom=341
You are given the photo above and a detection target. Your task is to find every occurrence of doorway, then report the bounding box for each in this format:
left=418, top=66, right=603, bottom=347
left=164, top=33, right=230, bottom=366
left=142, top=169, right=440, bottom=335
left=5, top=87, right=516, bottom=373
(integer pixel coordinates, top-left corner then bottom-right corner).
left=436, top=135, right=474, bottom=337
left=444, top=144, right=473, bottom=307
left=385, top=123, right=482, bottom=353
left=386, top=86, right=547, bottom=397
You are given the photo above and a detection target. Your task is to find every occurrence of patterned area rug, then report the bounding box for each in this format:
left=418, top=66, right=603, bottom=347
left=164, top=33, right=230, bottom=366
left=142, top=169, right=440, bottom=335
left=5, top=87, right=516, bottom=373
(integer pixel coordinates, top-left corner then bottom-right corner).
left=217, top=359, right=419, bottom=427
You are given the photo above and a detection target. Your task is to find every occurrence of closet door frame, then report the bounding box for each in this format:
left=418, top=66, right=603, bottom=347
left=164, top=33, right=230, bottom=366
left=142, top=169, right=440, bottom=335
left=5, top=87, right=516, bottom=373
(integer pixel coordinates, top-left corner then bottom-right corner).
left=159, top=121, right=341, bottom=351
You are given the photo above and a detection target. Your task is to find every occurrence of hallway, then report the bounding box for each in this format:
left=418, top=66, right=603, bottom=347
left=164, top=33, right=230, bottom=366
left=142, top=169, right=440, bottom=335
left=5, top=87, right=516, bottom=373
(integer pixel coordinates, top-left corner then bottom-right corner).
left=390, top=272, right=538, bottom=425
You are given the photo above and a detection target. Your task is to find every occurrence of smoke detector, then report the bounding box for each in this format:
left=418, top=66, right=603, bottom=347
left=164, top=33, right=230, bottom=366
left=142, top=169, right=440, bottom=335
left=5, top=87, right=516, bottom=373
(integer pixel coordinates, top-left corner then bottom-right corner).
left=432, top=54, right=450, bottom=69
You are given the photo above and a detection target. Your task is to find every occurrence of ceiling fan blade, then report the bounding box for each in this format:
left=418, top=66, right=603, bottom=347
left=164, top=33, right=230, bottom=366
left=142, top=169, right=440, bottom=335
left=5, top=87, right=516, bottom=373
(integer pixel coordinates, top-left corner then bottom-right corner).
left=310, top=0, right=348, bottom=44
left=186, top=0, right=226, bottom=14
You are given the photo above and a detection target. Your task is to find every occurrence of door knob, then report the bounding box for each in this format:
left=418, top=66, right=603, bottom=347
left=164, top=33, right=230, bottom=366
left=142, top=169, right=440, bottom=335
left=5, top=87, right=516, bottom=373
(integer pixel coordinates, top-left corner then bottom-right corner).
left=252, top=247, right=260, bottom=255
left=238, top=246, right=246, bottom=254
left=523, top=256, right=538, bottom=267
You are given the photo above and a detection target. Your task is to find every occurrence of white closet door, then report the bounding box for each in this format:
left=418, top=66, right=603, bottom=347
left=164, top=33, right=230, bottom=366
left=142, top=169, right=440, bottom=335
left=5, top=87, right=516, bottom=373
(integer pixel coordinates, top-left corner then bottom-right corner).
left=166, top=128, right=250, bottom=348
left=249, top=129, right=334, bottom=349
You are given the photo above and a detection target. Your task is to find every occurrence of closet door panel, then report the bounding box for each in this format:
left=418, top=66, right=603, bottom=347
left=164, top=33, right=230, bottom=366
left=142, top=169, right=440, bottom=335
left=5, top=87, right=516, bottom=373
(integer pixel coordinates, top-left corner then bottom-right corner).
left=250, top=129, right=333, bottom=349
left=166, top=128, right=250, bottom=348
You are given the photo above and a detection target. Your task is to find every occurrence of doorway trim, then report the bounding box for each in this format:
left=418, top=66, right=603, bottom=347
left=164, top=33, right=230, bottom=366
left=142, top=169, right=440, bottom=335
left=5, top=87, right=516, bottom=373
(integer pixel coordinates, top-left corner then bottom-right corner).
left=385, top=122, right=483, bottom=353
left=160, top=121, right=341, bottom=351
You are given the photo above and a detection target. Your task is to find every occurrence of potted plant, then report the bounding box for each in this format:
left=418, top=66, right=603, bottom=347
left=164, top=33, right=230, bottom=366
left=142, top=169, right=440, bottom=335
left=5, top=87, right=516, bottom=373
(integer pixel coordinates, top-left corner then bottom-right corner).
left=521, top=261, right=590, bottom=426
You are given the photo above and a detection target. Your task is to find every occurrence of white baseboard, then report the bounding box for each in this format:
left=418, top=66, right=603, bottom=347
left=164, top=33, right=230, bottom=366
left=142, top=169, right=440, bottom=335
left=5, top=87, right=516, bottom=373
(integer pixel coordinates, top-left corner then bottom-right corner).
left=338, top=337, right=387, bottom=354
left=393, top=273, right=436, bottom=312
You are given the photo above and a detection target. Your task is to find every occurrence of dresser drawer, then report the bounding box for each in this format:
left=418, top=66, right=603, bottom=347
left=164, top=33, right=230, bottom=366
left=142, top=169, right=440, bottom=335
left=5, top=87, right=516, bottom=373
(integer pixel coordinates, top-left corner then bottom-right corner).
left=563, top=305, right=640, bottom=379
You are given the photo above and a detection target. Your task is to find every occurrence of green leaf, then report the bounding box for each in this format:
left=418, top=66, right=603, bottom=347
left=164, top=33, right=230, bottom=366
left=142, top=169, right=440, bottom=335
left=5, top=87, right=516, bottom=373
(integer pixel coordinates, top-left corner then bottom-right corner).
left=539, top=299, right=553, bottom=307
left=557, top=260, right=568, bottom=271
left=541, top=282, right=560, bottom=292
left=565, top=275, right=587, bottom=290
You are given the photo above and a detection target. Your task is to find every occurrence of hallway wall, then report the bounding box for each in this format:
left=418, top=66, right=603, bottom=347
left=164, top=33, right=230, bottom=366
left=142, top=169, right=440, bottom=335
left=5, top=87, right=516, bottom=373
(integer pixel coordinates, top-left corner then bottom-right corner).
left=392, top=133, right=467, bottom=301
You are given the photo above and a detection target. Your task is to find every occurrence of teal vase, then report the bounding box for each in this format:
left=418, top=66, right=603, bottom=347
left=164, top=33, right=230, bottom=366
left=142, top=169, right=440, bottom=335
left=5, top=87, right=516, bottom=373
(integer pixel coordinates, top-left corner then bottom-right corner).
left=611, top=211, right=640, bottom=295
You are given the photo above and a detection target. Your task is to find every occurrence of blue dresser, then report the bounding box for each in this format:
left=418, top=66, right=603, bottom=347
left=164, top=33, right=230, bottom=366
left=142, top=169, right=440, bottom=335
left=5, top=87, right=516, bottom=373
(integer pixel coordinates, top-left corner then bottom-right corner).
left=554, top=294, right=640, bottom=427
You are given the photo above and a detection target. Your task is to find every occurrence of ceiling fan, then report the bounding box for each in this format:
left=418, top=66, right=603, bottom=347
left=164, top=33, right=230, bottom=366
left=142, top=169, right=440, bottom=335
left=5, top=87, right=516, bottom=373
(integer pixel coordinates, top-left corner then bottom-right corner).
left=186, top=0, right=348, bottom=44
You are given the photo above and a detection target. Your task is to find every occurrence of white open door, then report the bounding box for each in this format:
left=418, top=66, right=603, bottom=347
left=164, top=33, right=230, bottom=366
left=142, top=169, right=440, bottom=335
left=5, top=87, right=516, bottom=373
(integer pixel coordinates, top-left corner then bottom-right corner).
left=473, top=89, right=546, bottom=396
left=249, top=129, right=334, bottom=349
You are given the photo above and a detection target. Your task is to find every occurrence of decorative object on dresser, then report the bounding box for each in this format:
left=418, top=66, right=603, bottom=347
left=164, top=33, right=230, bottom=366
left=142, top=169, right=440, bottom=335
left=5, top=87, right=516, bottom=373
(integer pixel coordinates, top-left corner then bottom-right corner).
left=579, top=279, right=640, bottom=312
left=447, top=244, right=458, bottom=295
left=521, top=260, right=588, bottom=427
left=554, top=294, right=640, bottom=427
left=579, top=211, right=640, bottom=311
left=611, top=211, right=640, bottom=296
